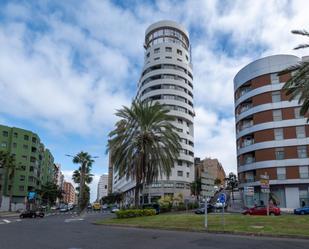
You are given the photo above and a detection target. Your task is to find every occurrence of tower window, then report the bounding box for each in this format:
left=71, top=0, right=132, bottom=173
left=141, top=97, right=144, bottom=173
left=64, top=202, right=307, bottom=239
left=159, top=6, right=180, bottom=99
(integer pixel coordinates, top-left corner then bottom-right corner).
left=165, top=47, right=172, bottom=52
left=177, top=49, right=182, bottom=55
left=154, top=48, right=160, bottom=54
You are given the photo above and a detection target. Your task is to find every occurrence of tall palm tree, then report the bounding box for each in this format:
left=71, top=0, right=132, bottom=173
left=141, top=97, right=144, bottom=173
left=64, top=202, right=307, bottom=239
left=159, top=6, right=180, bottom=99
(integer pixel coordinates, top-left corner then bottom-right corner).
left=0, top=151, right=17, bottom=211
left=71, top=151, right=94, bottom=211
left=279, top=30, right=309, bottom=118
left=108, top=100, right=181, bottom=207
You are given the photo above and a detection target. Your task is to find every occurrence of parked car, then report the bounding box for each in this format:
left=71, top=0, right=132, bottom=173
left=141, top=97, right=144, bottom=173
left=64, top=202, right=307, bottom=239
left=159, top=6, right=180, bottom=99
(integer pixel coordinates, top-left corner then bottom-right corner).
left=242, top=205, right=281, bottom=216
left=19, top=210, right=44, bottom=218
left=142, top=203, right=160, bottom=214
left=60, top=205, right=69, bottom=212
left=195, top=204, right=214, bottom=214
left=111, top=206, right=120, bottom=213
left=294, top=206, right=309, bottom=215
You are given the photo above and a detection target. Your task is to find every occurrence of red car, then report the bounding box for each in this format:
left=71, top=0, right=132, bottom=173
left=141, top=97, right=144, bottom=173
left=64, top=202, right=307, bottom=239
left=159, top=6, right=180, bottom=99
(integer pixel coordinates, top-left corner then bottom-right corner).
left=242, top=205, right=281, bottom=216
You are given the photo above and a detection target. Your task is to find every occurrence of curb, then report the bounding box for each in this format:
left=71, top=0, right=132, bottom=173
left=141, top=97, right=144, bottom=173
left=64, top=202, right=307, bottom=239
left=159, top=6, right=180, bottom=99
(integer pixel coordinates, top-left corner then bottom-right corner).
left=94, top=223, right=309, bottom=240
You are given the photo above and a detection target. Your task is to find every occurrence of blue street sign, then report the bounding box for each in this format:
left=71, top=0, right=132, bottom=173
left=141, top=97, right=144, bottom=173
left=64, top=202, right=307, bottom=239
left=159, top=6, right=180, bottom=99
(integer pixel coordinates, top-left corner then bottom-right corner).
left=28, top=191, right=36, bottom=200
left=219, top=193, right=226, bottom=204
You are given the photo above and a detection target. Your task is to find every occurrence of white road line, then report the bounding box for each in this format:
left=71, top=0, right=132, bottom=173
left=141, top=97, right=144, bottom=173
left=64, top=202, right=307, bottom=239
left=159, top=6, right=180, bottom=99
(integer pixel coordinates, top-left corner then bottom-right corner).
left=3, top=219, right=11, bottom=223
left=64, top=218, right=84, bottom=223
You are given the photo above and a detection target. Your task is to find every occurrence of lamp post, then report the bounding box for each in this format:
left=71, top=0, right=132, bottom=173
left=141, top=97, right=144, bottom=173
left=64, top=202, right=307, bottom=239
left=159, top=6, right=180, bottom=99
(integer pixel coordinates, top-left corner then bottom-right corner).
left=66, top=154, right=98, bottom=213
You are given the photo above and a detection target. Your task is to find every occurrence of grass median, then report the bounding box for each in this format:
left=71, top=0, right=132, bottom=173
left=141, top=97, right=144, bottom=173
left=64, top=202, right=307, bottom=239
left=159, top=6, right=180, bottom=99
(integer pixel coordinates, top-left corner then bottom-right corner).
left=96, top=212, right=309, bottom=237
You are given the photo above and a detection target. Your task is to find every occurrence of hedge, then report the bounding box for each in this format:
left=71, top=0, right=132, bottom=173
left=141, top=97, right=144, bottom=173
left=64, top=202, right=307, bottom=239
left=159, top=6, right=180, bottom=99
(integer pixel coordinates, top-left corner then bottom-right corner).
left=115, top=209, right=156, bottom=219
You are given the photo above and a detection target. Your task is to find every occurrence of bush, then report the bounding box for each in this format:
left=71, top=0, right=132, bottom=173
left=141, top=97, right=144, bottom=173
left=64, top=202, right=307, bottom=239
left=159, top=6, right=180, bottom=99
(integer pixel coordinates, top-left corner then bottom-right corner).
left=115, top=209, right=156, bottom=219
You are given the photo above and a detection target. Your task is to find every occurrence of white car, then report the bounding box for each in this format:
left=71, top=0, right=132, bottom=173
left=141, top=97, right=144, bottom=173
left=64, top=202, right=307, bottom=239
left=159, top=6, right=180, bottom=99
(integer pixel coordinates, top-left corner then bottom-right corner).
left=111, top=207, right=120, bottom=213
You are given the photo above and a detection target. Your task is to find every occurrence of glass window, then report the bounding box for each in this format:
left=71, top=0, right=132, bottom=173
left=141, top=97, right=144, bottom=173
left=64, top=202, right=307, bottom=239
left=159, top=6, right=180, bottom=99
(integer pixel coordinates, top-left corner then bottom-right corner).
left=177, top=49, right=182, bottom=55
left=273, top=109, right=282, bottom=121
left=186, top=172, right=189, bottom=178
left=165, top=47, right=172, bottom=52
left=275, top=148, right=285, bottom=160
left=22, top=155, right=27, bottom=160
left=296, top=126, right=306, bottom=138
left=20, top=175, right=25, bottom=181
left=297, top=146, right=307, bottom=158
left=19, top=186, right=25, bottom=191
left=178, top=160, right=182, bottom=166
left=146, top=52, right=150, bottom=58
left=0, top=142, right=7, bottom=148
left=154, top=48, right=160, bottom=54
left=271, top=73, right=279, bottom=84
left=277, top=167, right=286, bottom=180
left=165, top=56, right=172, bottom=59
left=154, top=57, right=160, bottom=61
left=177, top=171, right=183, bottom=177
left=23, top=144, right=28, bottom=149
left=13, top=132, right=18, bottom=138
left=24, top=135, right=29, bottom=141
left=272, top=91, right=281, bottom=102
left=294, top=107, right=303, bottom=119
left=299, top=166, right=309, bottom=179
left=2, top=131, right=8, bottom=137
left=274, top=128, right=283, bottom=140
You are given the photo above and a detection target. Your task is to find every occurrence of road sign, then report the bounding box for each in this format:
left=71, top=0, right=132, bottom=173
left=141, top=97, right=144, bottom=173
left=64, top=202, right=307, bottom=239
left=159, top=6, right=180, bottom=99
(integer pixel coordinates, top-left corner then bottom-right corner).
left=28, top=191, right=36, bottom=200
left=219, top=193, right=226, bottom=204
left=261, top=188, right=270, bottom=193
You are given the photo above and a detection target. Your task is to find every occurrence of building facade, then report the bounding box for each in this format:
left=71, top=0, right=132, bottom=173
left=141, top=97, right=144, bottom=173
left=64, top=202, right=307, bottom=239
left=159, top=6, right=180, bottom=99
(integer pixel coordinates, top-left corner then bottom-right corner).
left=113, top=20, right=195, bottom=203
left=0, top=125, right=55, bottom=211
left=234, top=54, right=309, bottom=209
left=63, top=181, right=75, bottom=204
left=195, top=157, right=226, bottom=185
left=97, top=174, right=108, bottom=201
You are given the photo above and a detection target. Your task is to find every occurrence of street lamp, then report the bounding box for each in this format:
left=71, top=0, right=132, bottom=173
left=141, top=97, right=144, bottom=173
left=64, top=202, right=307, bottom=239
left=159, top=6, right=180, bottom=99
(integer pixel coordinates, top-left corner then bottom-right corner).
left=66, top=154, right=98, bottom=213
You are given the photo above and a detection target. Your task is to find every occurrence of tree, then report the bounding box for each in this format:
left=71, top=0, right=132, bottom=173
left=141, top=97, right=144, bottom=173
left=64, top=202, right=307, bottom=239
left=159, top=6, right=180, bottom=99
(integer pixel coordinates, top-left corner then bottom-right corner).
left=108, top=100, right=181, bottom=207
left=39, top=182, right=63, bottom=206
left=214, top=178, right=222, bottom=186
left=279, top=30, right=309, bottom=119
left=191, top=179, right=201, bottom=199
left=0, top=151, right=18, bottom=211
left=225, top=172, right=238, bottom=201
left=71, top=151, right=95, bottom=212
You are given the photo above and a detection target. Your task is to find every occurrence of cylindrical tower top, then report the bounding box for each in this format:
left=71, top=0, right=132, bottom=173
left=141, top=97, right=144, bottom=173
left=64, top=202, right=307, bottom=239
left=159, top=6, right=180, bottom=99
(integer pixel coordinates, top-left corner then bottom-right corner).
left=144, top=20, right=190, bottom=50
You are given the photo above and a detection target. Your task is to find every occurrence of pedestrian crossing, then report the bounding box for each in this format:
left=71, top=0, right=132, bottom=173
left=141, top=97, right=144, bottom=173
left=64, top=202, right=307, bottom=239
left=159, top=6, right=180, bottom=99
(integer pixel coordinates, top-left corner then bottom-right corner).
left=0, top=218, right=21, bottom=225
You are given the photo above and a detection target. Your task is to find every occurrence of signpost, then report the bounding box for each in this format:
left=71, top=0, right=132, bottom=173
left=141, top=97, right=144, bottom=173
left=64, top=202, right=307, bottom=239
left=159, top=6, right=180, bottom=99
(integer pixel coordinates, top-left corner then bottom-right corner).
left=260, top=174, right=270, bottom=216
left=204, top=197, right=208, bottom=229
left=219, top=193, right=226, bottom=229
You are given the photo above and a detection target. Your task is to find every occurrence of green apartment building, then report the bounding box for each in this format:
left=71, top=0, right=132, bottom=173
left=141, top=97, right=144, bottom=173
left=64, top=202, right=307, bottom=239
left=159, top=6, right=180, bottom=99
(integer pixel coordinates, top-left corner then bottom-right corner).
left=0, top=124, right=55, bottom=210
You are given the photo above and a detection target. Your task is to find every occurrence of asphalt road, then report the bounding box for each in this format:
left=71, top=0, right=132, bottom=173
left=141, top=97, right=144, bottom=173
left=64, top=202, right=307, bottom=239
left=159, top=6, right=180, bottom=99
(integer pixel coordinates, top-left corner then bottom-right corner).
left=0, top=212, right=308, bottom=249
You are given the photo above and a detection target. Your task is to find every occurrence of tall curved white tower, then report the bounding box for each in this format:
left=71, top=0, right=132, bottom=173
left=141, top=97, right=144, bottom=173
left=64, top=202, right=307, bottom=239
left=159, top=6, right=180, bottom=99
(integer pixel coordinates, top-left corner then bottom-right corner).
left=137, top=20, right=194, bottom=200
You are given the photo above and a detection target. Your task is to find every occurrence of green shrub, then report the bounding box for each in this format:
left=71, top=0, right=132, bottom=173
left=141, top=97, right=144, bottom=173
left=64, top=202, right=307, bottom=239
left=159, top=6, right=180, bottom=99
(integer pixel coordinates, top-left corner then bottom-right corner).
left=115, top=209, right=156, bottom=218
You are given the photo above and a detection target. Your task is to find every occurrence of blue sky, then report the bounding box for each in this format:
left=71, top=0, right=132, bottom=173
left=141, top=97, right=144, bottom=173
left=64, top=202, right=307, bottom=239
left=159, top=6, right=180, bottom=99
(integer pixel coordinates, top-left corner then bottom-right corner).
left=0, top=0, right=307, bottom=201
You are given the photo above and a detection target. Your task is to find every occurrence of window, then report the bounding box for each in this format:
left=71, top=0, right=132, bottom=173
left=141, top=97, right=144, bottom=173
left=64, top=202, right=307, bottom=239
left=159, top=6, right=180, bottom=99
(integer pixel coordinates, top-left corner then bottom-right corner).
left=165, top=47, right=172, bottom=52
left=13, top=132, right=18, bottom=138
left=24, top=135, right=29, bottom=141
left=0, top=142, right=7, bottom=148
left=104, top=185, right=107, bottom=189
left=273, top=109, right=282, bottom=121
left=146, top=52, right=150, bottom=58
left=299, top=166, right=309, bottom=179
left=28, top=176, right=34, bottom=182
left=177, top=160, right=182, bottom=166
left=177, top=49, right=182, bottom=55
left=23, top=144, right=28, bottom=150
left=154, top=57, right=160, bottom=61
left=274, top=128, right=283, bottom=140
left=294, top=107, right=303, bottom=119
left=296, top=126, right=306, bottom=138
left=2, top=131, right=8, bottom=137
left=185, top=55, right=189, bottom=61
left=177, top=118, right=183, bottom=124
left=271, top=73, right=279, bottom=84
left=20, top=175, right=25, bottom=181
left=29, top=166, right=34, bottom=172
left=186, top=172, right=189, bottom=178
left=154, top=48, right=160, bottom=54
left=19, top=186, right=24, bottom=191
left=177, top=58, right=182, bottom=62
left=165, top=56, right=172, bottom=59
left=275, top=148, right=285, bottom=160
left=32, top=137, right=37, bottom=143
left=20, top=165, right=26, bottom=171
left=177, top=171, right=183, bottom=177
left=22, top=155, right=27, bottom=160
left=13, top=143, right=17, bottom=148
left=297, top=146, right=307, bottom=158
left=272, top=91, right=281, bottom=102
left=277, top=167, right=286, bottom=180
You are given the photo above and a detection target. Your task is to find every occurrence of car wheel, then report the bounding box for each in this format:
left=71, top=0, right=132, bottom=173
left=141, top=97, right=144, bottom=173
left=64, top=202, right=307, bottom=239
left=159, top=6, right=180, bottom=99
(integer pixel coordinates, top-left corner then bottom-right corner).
left=32, top=214, right=36, bottom=218
left=270, top=212, right=275, bottom=216
left=301, top=211, right=305, bottom=215
left=19, top=214, right=23, bottom=219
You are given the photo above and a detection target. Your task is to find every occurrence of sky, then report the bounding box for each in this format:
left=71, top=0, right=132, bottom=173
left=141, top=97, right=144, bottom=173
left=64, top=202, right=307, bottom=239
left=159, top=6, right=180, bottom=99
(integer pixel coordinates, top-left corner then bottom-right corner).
left=0, top=0, right=308, bottom=202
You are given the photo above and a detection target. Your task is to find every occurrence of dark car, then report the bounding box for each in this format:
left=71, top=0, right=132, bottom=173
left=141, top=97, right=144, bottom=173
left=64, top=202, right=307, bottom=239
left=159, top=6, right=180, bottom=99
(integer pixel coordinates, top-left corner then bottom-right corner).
left=19, top=210, right=44, bottom=218
left=142, top=203, right=160, bottom=214
left=242, top=205, right=281, bottom=216
left=294, top=207, right=309, bottom=215
left=195, top=204, right=214, bottom=214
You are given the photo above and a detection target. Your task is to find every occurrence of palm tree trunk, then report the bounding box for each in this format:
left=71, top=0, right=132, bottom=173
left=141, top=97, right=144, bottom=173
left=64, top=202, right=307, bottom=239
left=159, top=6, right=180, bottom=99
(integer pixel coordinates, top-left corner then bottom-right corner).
left=134, top=182, right=140, bottom=208
left=8, top=176, right=13, bottom=212
left=79, top=161, right=86, bottom=212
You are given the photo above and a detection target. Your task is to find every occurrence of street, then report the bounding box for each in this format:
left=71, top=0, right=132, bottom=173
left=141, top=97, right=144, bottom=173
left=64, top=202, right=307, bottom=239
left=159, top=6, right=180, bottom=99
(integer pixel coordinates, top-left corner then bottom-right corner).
left=0, top=212, right=308, bottom=249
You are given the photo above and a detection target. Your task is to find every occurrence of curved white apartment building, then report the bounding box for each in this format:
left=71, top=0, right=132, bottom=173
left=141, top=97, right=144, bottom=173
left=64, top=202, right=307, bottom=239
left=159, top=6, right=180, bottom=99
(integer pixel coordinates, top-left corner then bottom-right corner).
left=135, top=20, right=195, bottom=202
left=234, top=54, right=309, bottom=209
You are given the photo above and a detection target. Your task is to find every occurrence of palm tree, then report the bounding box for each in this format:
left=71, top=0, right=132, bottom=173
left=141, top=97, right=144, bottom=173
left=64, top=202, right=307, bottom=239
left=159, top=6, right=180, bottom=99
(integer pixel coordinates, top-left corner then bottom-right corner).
left=108, top=100, right=181, bottom=207
left=0, top=151, right=18, bottom=211
left=279, top=30, right=309, bottom=119
left=70, top=151, right=94, bottom=211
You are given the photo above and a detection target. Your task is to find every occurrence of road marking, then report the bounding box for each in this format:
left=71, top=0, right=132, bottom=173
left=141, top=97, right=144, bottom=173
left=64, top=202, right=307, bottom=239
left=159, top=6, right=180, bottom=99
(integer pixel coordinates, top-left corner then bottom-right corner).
left=3, top=219, right=11, bottom=223
left=64, top=218, right=84, bottom=223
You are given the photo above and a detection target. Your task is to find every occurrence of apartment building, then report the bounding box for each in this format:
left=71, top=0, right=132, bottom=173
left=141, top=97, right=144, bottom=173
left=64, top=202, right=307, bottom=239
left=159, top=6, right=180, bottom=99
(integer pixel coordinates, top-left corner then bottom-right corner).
left=234, top=54, right=309, bottom=209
